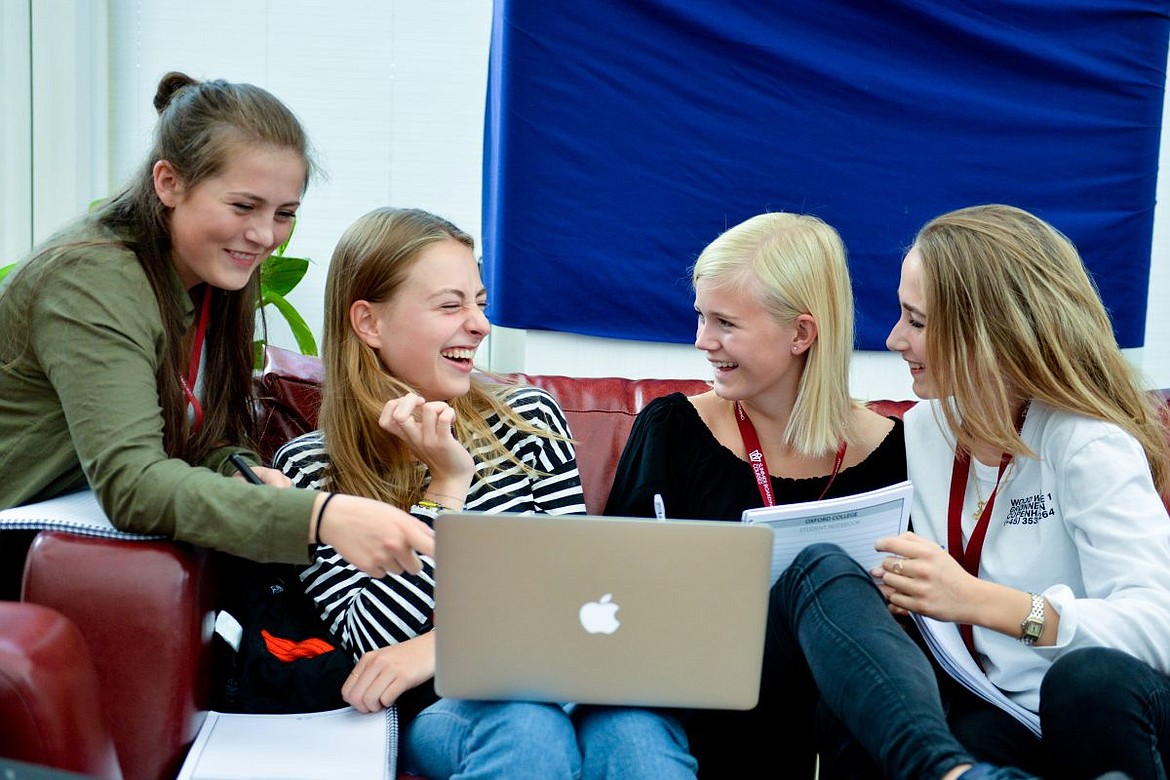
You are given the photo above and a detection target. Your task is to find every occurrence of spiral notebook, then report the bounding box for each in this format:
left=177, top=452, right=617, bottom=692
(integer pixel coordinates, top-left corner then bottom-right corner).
left=0, top=489, right=165, bottom=541
left=176, top=707, right=396, bottom=780
left=433, top=512, right=773, bottom=710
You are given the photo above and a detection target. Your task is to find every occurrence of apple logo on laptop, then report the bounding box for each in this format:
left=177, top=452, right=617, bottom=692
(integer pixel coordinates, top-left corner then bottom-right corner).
left=579, top=593, right=621, bottom=634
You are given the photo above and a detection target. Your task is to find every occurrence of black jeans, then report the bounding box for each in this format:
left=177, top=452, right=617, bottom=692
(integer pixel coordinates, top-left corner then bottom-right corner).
left=768, top=544, right=975, bottom=780
left=1041, top=646, right=1170, bottom=780
left=816, top=598, right=1170, bottom=780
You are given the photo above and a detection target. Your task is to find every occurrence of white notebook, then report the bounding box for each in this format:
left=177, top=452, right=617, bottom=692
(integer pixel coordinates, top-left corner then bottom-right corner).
left=742, top=480, right=913, bottom=583
left=913, top=615, right=1041, bottom=737
left=0, top=489, right=164, bottom=541
left=177, top=707, right=396, bottom=780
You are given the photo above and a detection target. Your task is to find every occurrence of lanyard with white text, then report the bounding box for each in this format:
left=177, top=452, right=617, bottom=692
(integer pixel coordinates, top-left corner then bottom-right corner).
left=734, top=401, right=846, bottom=507
left=181, top=286, right=212, bottom=435
left=946, top=402, right=1029, bottom=663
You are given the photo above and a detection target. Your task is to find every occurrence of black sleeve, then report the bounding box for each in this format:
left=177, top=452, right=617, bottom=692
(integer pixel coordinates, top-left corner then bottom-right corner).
left=604, top=394, right=687, bottom=518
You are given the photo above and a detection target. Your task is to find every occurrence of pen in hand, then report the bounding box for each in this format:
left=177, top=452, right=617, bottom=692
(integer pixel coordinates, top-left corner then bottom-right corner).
left=229, top=452, right=265, bottom=485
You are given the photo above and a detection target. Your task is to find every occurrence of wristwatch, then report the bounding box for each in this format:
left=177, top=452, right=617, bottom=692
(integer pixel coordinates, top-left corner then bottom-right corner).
left=1020, top=592, right=1045, bottom=645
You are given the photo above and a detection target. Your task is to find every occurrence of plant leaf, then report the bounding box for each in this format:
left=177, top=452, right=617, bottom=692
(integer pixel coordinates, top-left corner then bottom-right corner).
left=262, top=289, right=318, bottom=356
left=0, top=263, right=15, bottom=284
left=252, top=339, right=266, bottom=371
left=261, top=254, right=310, bottom=298
left=275, top=217, right=298, bottom=257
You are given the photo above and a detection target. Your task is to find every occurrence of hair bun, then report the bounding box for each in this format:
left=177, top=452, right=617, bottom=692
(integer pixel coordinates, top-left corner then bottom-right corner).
left=153, top=71, right=199, bottom=115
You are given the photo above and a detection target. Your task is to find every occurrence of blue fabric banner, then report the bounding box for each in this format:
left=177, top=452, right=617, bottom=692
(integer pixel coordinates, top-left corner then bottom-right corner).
left=483, top=1, right=1170, bottom=348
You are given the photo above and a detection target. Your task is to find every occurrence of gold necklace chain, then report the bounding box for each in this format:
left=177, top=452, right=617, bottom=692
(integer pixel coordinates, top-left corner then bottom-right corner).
left=972, top=469, right=987, bottom=522
left=971, top=459, right=1014, bottom=521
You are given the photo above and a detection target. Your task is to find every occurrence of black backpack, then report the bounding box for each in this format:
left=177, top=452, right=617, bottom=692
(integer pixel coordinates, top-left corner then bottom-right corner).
left=211, top=556, right=355, bottom=714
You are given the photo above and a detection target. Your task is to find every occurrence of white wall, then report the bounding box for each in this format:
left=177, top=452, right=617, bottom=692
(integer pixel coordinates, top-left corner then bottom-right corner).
left=0, top=1, right=32, bottom=267
left=1146, top=83, right=1170, bottom=392
left=107, top=1, right=493, bottom=364
left=14, top=1, right=1170, bottom=400
left=0, top=1, right=109, bottom=251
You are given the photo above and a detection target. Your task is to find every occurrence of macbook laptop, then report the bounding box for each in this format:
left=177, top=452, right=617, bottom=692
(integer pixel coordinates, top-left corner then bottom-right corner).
left=433, top=512, right=773, bottom=710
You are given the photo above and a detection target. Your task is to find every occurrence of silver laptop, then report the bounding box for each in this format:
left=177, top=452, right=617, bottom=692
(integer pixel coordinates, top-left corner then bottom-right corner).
left=433, top=512, right=773, bottom=710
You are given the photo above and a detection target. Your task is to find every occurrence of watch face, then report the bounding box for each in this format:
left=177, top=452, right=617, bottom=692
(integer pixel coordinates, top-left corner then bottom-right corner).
left=1022, top=618, right=1043, bottom=642
left=1021, top=593, right=1045, bottom=644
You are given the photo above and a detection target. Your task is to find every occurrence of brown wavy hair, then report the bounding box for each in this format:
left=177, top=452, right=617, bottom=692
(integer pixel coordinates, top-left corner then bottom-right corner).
left=78, top=71, right=314, bottom=461
left=915, top=204, right=1169, bottom=493
left=318, top=206, right=563, bottom=505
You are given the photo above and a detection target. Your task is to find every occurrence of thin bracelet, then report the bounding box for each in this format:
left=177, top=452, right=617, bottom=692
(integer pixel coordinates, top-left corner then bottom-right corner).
left=315, top=492, right=338, bottom=546
left=424, top=491, right=463, bottom=503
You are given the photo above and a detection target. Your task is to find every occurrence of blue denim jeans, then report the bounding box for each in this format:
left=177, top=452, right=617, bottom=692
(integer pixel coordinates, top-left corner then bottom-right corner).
left=400, top=698, right=696, bottom=780
left=573, top=704, right=697, bottom=779
left=771, top=543, right=976, bottom=780
left=1041, top=646, right=1170, bottom=780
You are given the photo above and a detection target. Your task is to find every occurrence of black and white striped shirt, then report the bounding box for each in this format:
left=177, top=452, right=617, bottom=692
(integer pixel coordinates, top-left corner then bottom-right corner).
left=272, top=385, right=587, bottom=658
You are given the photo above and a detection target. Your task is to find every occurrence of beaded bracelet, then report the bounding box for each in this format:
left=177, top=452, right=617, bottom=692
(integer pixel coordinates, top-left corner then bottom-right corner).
left=410, top=500, right=443, bottom=523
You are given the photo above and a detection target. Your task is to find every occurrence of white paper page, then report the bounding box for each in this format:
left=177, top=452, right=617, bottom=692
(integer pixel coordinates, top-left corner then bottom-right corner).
left=177, top=707, right=392, bottom=780
left=742, top=481, right=913, bottom=584
left=912, top=614, right=1041, bottom=737
left=0, top=489, right=165, bottom=540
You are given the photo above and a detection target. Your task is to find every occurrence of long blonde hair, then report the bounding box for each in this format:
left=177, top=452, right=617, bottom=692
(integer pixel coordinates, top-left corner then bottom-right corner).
left=318, top=207, right=560, bottom=506
left=692, top=212, right=859, bottom=456
left=915, top=204, right=1169, bottom=492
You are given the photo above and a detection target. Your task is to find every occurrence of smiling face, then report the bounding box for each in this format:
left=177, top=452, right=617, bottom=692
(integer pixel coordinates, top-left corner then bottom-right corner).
left=886, top=247, right=937, bottom=399
left=693, top=276, right=808, bottom=406
left=155, top=143, right=306, bottom=291
left=356, top=238, right=489, bottom=401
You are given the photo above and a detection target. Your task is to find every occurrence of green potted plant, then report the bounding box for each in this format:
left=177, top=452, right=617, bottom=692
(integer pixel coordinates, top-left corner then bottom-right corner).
left=257, top=221, right=318, bottom=367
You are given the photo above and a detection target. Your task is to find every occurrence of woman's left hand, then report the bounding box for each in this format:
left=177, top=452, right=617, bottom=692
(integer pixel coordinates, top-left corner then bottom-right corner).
left=343, top=632, right=436, bottom=713
left=871, top=531, right=979, bottom=623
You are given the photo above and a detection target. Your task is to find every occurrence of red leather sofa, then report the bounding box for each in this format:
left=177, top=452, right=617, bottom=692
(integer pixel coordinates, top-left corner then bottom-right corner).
left=18, top=345, right=1153, bottom=778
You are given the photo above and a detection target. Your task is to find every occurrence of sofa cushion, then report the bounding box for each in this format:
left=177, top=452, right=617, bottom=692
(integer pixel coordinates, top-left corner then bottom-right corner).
left=256, top=347, right=325, bottom=463
left=514, top=373, right=710, bottom=513
left=22, top=534, right=213, bottom=780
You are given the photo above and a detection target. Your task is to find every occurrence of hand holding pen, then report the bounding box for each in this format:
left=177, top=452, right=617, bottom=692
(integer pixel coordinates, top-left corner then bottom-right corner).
left=229, top=452, right=292, bottom=488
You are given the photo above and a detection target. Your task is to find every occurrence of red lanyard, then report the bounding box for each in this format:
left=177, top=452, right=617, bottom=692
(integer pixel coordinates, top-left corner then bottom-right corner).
left=181, top=287, right=212, bottom=435
left=734, top=401, right=847, bottom=507
left=946, top=402, right=1029, bottom=663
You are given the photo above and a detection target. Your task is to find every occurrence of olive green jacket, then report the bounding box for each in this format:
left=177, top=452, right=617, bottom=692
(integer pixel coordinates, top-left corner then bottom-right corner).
left=0, top=220, right=316, bottom=563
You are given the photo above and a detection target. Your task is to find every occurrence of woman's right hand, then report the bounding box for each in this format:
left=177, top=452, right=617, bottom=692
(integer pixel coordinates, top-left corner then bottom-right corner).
left=343, top=632, right=436, bottom=713
left=378, top=393, right=474, bottom=503
left=314, top=492, right=434, bottom=577
left=248, top=464, right=293, bottom=488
